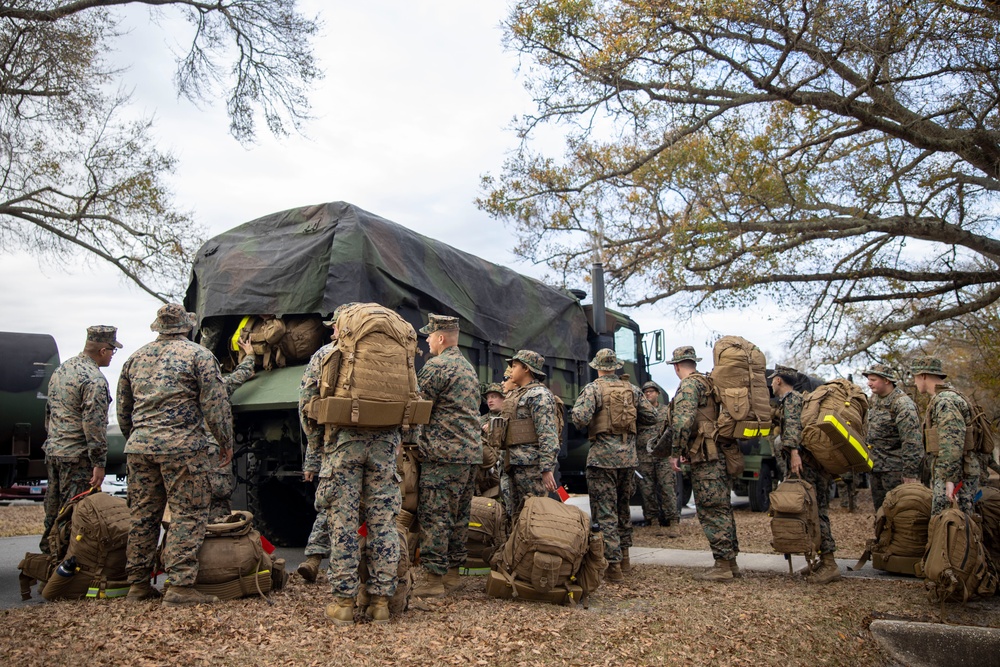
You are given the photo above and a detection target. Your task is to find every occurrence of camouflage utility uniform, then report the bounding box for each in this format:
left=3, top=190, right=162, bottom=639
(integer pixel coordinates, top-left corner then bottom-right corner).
left=118, top=318, right=233, bottom=588
left=925, top=386, right=980, bottom=515
left=571, top=367, right=656, bottom=566
left=636, top=401, right=676, bottom=525
left=501, top=381, right=560, bottom=518
left=299, top=341, right=337, bottom=565
left=207, top=355, right=255, bottom=521
left=416, top=345, right=481, bottom=575
left=671, top=372, right=740, bottom=561
left=477, top=407, right=502, bottom=497
left=40, top=350, right=113, bottom=554
left=867, top=387, right=922, bottom=511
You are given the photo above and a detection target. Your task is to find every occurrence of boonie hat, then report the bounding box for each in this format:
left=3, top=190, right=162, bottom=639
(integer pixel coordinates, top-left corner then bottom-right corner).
left=483, top=383, right=505, bottom=397
left=590, top=348, right=624, bottom=371
left=667, top=346, right=701, bottom=365
left=87, top=325, right=122, bottom=349
left=911, top=356, right=947, bottom=379
left=151, top=304, right=195, bottom=335
left=323, top=302, right=360, bottom=327
left=767, top=364, right=799, bottom=381
left=420, top=314, right=460, bottom=335
left=862, top=363, right=900, bottom=384
left=641, top=381, right=661, bottom=393
left=506, top=350, right=546, bottom=378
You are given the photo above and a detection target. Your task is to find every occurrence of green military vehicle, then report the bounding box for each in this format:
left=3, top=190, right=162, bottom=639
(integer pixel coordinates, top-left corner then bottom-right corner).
left=184, top=201, right=665, bottom=545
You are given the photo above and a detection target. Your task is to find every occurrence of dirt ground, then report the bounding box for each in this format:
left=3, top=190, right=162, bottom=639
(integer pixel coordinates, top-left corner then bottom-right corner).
left=0, top=504, right=45, bottom=538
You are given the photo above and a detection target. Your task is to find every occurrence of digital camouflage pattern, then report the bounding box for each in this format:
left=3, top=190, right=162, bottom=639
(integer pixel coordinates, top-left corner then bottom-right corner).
left=799, top=450, right=837, bottom=553
left=867, top=386, right=922, bottom=510
left=418, top=462, right=474, bottom=574
left=775, top=389, right=804, bottom=453
left=507, top=465, right=546, bottom=519
left=305, top=477, right=335, bottom=560
left=503, top=383, right=560, bottom=470
left=669, top=372, right=715, bottom=460
left=327, top=426, right=401, bottom=598
left=117, top=336, right=234, bottom=454
left=184, top=202, right=589, bottom=361
left=40, top=456, right=92, bottom=555
left=43, top=352, right=111, bottom=464
left=926, top=386, right=980, bottom=515
left=586, top=466, right=634, bottom=564
left=208, top=355, right=256, bottom=521
left=636, top=402, right=677, bottom=525
left=299, top=342, right=337, bottom=475
left=417, top=346, right=481, bottom=464
left=571, top=375, right=657, bottom=468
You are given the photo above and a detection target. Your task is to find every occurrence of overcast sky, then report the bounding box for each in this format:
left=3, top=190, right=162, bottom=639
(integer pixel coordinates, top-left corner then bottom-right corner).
left=1, top=1, right=791, bottom=395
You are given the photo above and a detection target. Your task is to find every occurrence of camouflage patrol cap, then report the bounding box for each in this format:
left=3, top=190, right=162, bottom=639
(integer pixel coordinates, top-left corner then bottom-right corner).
left=323, top=302, right=359, bottom=327
left=150, top=303, right=195, bottom=334
left=419, top=314, right=460, bottom=335
left=86, top=325, right=122, bottom=349
left=483, top=382, right=505, bottom=397
left=767, top=364, right=799, bottom=381
left=641, top=381, right=661, bottom=394
left=506, top=350, right=546, bottom=377
left=911, top=356, right=947, bottom=379
left=590, top=348, right=624, bottom=370
left=667, top=346, right=701, bottom=365
left=862, top=363, right=900, bottom=384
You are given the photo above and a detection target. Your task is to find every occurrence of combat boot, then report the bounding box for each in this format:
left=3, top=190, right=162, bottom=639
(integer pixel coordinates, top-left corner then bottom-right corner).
left=297, top=554, right=323, bottom=583
left=664, top=519, right=680, bottom=538
left=605, top=562, right=625, bottom=583
left=411, top=571, right=446, bottom=597
left=366, top=595, right=390, bottom=624
left=808, top=553, right=842, bottom=585
left=325, top=596, right=356, bottom=626
left=443, top=566, right=461, bottom=593
left=125, top=581, right=161, bottom=602
left=730, top=559, right=742, bottom=578
left=693, top=558, right=734, bottom=582
left=620, top=548, right=631, bottom=574
left=357, top=587, right=370, bottom=608
left=162, top=586, right=220, bottom=608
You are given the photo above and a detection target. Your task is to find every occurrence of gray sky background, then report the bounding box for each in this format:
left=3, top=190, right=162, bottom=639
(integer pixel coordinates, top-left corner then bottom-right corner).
left=1, top=1, right=791, bottom=396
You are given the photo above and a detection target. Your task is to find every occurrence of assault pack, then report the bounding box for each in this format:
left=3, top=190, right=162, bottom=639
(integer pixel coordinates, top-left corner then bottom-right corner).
left=187, top=511, right=286, bottom=600
left=924, top=388, right=996, bottom=458
left=854, top=483, right=931, bottom=576
left=307, top=303, right=431, bottom=428
left=917, top=505, right=997, bottom=604
left=488, top=496, right=603, bottom=605
left=768, top=475, right=821, bottom=571
left=276, top=315, right=327, bottom=365
left=712, top=336, right=772, bottom=440
left=18, top=490, right=130, bottom=601
left=467, top=496, right=508, bottom=569
left=800, top=378, right=871, bottom=475
left=587, top=378, right=637, bottom=438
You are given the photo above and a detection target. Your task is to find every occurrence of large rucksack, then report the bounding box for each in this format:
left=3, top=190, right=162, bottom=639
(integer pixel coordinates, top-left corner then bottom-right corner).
left=488, top=496, right=595, bottom=605
left=926, top=389, right=997, bottom=458
left=800, top=378, right=871, bottom=475
left=276, top=315, right=326, bottom=364
left=310, top=303, right=431, bottom=428
left=854, top=483, right=931, bottom=576
left=712, top=336, right=772, bottom=440
left=587, top=378, right=637, bottom=438
left=977, top=486, right=1000, bottom=565
left=917, top=506, right=997, bottom=604
left=187, top=511, right=285, bottom=600
left=768, top=475, right=821, bottom=571
left=467, top=496, right=508, bottom=569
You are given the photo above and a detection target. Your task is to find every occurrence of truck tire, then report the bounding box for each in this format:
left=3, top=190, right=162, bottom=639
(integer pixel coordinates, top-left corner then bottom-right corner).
left=747, top=459, right=774, bottom=512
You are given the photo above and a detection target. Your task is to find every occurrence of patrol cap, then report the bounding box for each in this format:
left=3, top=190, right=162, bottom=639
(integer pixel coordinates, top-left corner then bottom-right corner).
left=483, top=382, right=505, bottom=397
left=911, top=356, right=947, bottom=379
left=767, top=364, right=799, bottom=381
left=590, top=348, right=624, bottom=370
left=862, top=363, right=900, bottom=384
left=419, top=314, right=460, bottom=335
left=87, top=325, right=122, bottom=349
left=150, top=303, right=195, bottom=335
left=506, top=350, right=546, bottom=377
left=641, top=381, right=661, bottom=393
left=667, top=346, right=701, bottom=365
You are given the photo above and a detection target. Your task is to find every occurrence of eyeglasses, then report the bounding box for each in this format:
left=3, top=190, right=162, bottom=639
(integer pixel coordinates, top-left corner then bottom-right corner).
left=103, top=347, right=117, bottom=354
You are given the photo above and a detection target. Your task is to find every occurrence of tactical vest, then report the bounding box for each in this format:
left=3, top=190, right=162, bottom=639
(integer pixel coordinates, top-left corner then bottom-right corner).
left=499, top=382, right=543, bottom=448
left=678, top=374, right=720, bottom=462
left=586, top=378, right=638, bottom=439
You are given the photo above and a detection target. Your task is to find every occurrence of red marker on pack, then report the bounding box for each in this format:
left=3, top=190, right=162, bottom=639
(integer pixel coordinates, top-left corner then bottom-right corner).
left=556, top=486, right=570, bottom=502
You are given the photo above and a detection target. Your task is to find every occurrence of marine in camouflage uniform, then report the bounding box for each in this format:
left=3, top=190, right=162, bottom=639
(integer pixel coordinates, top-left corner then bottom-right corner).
left=772, top=364, right=840, bottom=584
left=118, top=304, right=234, bottom=606
left=660, top=346, right=740, bottom=581
left=571, top=348, right=657, bottom=580
left=475, top=383, right=504, bottom=498
left=862, top=364, right=922, bottom=511
left=413, top=315, right=481, bottom=596
left=635, top=381, right=678, bottom=532
left=39, top=326, right=120, bottom=555
left=207, top=350, right=256, bottom=522
left=912, top=357, right=981, bottom=516
left=500, top=350, right=560, bottom=521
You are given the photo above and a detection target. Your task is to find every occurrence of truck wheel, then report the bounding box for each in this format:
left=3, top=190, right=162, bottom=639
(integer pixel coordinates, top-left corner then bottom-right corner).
left=748, top=460, right=774, bottom=512
left=676, top=470, right=692, bottom=512
left=246, top=455, right=315, bottom=547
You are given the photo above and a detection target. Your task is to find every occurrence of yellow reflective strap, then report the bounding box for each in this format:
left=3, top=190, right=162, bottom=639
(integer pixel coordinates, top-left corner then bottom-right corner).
left=469, top=522, right=483, bottom=528
left=759, top=427, right=771, bottom=436
left=741, top=427, right=759, bottom=438
left=231, top=315, right=252, bottom=352
left=822, top=415, right=872, bottom=465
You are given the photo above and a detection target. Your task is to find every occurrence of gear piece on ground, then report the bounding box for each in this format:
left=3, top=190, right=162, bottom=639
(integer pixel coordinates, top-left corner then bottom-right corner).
left=325, top=596, right=356, bottom=626
left=693, top=558, right=735, bottom=582
left=162, top=586, right=220, bottom=608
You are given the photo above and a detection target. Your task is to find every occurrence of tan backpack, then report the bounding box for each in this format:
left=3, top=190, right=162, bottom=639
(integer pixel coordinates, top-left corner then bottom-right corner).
left=925, top=389, right=996, bottom=458
left=277, top=315, right=326, bottom=364
left=800, top=378, right=871, bottom=475
left=917, top=506, right=997, bottom=604
left=467, top=496, right=508, bottom=568
left=768, top=475, right=821, bottom=570
left=310, top=303, right=431, bottom=428
left=190, top=511, right=281, bottom=600
left=712, top=336, right=772, bottom=440
left=977, top=486, right=1000, bottom=564
left=854, top=483, right=932, bottom=575
left=587, top=378, right=637, bottom=438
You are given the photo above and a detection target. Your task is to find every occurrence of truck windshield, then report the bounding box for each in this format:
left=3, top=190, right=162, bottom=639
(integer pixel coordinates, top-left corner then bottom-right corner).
left=613, top=326, right=638, bottom=363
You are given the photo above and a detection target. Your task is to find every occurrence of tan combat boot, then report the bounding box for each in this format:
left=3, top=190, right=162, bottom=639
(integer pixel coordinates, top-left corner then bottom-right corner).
left=366, top=595, right=390, bottom=624
left=808, top=553, right=842, bottom=585
left=357, top=587, right=370, bottom=608
left=443, top=566, right=462, bottom=593
left=729, top=559, right=742, bottom=578
left=325, top=596, right=356, bottom=626
left=620, top=548, right=631, bottom=574
left=664, top=519, right=680, bottom=538
left=693, top=558, right=734, bottom=582
left=411, top=571, right=446, bottom=597
left=125, top=580, right=161, bottom=602
left=296, top=554, right=323, bottom=583
left=162, top=585, right=220, bottom=608
left=605, top=562, right=625, bottom=583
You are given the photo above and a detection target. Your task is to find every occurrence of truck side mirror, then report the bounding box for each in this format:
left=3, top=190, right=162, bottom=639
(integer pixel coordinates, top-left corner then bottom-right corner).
left=643, top=329, right=665, bottom=366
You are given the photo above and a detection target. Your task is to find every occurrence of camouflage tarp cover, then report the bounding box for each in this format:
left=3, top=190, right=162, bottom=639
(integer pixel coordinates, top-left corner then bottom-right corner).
left=184, top=202, right=589, bottom=360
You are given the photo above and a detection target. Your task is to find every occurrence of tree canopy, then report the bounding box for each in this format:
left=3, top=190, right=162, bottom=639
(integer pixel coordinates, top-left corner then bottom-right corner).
left=480, top=0, right=1000, bottom=364
left=0, top=0, right=319, bottom=300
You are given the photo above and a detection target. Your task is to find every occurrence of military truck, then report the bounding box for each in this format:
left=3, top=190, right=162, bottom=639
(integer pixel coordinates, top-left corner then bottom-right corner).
left=184, top=201, right=665, bottom=546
